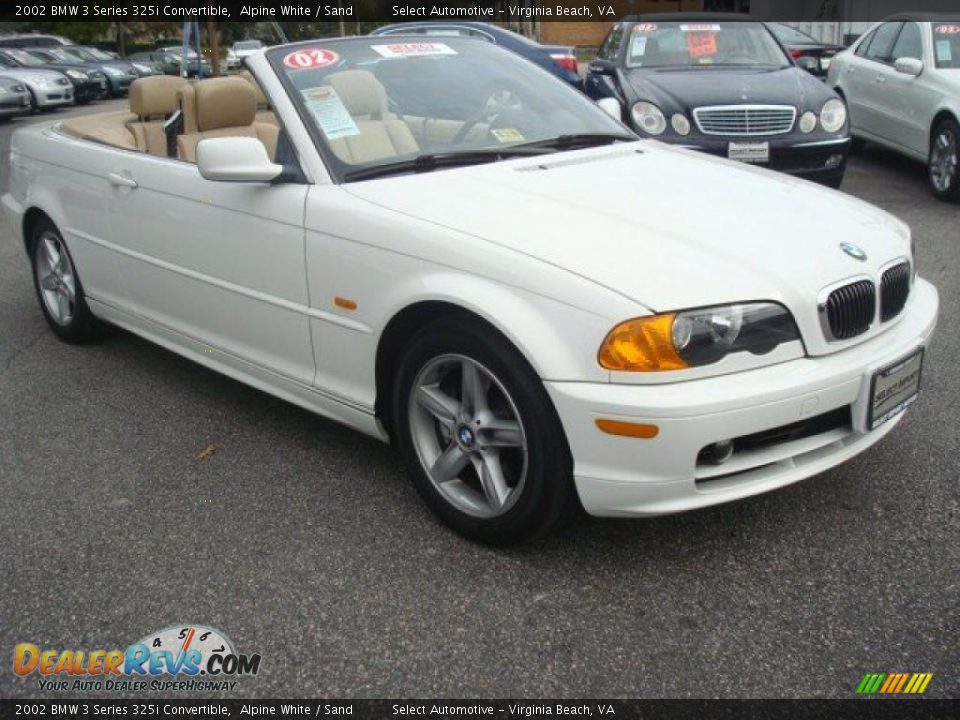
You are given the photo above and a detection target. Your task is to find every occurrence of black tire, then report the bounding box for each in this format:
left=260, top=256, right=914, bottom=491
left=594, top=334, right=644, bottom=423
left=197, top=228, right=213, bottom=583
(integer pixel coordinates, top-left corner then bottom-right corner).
left=29, top=218, right=103, bottom=343
left=393, top=318, right=578, bottom=545
left=929, top=117, right=960, bottom=202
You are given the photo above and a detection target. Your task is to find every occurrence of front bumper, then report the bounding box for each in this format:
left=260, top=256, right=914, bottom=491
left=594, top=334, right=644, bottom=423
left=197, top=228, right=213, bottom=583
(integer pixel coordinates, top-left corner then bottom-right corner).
left=669, top=134, right=850, bottom=183
left=71, top=78, right=104, bottom=103
left=547, top=278, right=938, bottom=517
left=34, top=86, right=73, bottom=107
left=0, top=93, right=30, bottom=116
left=106, top=74, right=135, bottom=95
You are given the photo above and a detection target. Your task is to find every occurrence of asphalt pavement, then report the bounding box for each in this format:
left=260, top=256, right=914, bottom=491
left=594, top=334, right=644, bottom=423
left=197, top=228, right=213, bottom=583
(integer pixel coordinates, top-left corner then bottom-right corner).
left=0, top=102, right=957, bottom=699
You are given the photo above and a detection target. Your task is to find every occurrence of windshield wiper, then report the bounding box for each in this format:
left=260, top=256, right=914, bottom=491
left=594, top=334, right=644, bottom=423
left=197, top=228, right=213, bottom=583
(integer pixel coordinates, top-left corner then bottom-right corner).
left=514, top=132, right=637, bottom=151
left=342, top=146, right=554, bottom=182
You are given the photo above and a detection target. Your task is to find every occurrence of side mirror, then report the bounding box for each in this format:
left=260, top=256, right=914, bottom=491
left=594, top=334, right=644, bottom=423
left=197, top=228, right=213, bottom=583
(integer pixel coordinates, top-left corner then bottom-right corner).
left=796, top=56, right=819, bottom=74
left=894, top=57, right=923, bottom=77
left=596, top=97, right=622, bottom=121
left=588, top=58, right=616, bottom=76
left=196, top=137, right=282, bottom=183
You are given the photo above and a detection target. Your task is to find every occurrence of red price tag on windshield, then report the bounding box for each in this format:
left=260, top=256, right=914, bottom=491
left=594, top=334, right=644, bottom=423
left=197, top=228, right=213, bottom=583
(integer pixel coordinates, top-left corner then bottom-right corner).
left=283, top=48, right=339, bottom=70
left=934, top=24, right=960, bottom=34
left=686, top=32, right=718, bottom=59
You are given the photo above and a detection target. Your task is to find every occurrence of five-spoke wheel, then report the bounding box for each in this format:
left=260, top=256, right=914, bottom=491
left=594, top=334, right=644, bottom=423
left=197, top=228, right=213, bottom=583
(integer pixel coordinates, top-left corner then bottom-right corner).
left=929, top=117, right=960, bottom=202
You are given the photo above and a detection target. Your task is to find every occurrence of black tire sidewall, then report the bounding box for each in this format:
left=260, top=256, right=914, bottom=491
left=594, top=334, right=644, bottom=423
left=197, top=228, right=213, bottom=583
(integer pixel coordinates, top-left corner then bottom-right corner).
left=930, top=118, right=960, bottom=202
left=393, top=319, right=577, bottom=545
left=30, top=219, right=100, bottom=343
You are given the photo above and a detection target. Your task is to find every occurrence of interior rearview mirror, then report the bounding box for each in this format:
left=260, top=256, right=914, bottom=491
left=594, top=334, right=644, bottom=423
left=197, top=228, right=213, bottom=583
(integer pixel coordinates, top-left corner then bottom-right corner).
left=894, top=57, right=923, bottom=77
left=196, top=137, right=283, bottom=183
left=596, top=97, right=622, bottom=121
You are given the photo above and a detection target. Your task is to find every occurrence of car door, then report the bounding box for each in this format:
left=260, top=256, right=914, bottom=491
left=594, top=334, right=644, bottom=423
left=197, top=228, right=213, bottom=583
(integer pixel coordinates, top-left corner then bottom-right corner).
left=878, top=21, right=939, bottom=158
left=850, top=21, right=903, bottom=138
left=104, top=149, right=317, bottom=386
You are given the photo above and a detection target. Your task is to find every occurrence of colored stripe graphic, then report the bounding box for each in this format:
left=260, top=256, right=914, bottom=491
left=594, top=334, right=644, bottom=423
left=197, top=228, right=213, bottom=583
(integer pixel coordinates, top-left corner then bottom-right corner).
left=858, top=672, right=932, bottom=694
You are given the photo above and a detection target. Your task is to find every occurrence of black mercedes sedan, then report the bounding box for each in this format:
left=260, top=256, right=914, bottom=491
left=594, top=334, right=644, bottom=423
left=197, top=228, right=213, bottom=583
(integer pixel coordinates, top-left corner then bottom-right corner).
left=27, top=47, right=137, bottom=97
left=584, top=15, right=851, bottom=187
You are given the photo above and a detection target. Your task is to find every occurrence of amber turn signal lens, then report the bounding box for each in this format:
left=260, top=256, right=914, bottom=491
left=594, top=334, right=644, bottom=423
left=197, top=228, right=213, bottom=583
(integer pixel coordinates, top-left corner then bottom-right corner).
left=598, top=314, right=688, bottom=371
left=595, top=419, right=659, bottom=439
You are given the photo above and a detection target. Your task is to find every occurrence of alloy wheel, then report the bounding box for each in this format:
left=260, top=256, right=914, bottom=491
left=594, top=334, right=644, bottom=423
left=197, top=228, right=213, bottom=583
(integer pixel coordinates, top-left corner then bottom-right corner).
left=408, top=354, right=528, bottom=519
left=34, top=232, right=77, bottom=326
left=930, top=128, right=958, bottom=193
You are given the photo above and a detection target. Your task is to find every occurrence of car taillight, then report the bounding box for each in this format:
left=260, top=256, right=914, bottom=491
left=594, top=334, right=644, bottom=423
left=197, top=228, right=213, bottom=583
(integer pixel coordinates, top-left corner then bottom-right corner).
left=550, top=53, right=578, bottom=73
left=789, top=48, right=805, bottom=59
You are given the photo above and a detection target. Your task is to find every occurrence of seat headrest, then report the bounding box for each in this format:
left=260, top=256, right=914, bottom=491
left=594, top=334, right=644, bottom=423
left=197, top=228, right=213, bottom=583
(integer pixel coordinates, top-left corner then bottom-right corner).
left=193, top=77, right=256, bottom=132
left=327, top=70, right=387, bottom=119
left=238, top=70, right=269, bottom=109
left=129, top=76, right=189, bottom=118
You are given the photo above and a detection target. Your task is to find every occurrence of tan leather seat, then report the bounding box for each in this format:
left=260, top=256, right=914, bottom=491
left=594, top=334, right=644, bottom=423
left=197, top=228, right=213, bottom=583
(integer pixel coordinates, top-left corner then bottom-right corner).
left=127, top=76, right=189, bottom=156
left=239, top=70, right=277, bottom=126
left=324, top=70, right=419, bottom=164
left=176, top=76, right=279, bottom=163
left=61, top=110, right=137, bottom=151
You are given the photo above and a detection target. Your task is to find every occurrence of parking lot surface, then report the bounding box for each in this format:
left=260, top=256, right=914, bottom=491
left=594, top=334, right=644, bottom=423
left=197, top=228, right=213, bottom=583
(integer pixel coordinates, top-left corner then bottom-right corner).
left=0, top=103, right=957, bottom=698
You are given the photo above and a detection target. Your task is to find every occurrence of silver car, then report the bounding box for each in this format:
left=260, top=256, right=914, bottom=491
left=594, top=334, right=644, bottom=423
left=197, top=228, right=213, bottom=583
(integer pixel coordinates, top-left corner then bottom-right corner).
left=0, top=61, right=72, bottom=110
left=0, top=76, right=30, bottom=119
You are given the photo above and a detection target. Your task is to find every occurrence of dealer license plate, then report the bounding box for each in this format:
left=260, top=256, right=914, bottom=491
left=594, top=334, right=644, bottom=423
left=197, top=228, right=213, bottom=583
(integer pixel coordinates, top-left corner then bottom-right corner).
left=728, top=141, right=769, bottom=163
left=868, top=349, right=923, bottom=430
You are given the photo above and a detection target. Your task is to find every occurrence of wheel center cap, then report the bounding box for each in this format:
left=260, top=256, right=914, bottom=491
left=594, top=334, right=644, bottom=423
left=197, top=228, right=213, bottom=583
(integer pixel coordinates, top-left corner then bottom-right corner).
left=456, top=425, right=476, bottom=449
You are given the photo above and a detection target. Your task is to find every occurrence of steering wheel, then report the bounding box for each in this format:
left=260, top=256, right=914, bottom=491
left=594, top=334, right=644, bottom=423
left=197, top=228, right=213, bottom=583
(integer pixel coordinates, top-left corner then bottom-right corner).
left=451, top=88, right=523, bottom=145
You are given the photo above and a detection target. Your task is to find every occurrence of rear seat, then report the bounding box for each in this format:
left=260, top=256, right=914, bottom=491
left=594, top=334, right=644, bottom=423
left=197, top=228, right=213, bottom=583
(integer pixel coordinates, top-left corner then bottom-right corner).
left=239, top=70, right=277, bottom=126
left=127, top=76, right=189, bottom=156
left=175, top=76, right=279, bottom=163
left=61, top=111, right=137, bottom=151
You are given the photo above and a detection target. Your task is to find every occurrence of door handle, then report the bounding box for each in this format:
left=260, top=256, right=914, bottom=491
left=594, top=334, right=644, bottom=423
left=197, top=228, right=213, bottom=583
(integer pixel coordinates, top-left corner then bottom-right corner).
left=107, top=172, right=138, bottom=189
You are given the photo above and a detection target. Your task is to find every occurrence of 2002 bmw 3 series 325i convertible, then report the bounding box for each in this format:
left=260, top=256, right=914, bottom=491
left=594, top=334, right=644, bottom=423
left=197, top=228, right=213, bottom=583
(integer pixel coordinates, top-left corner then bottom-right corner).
left=3, top=37, right=939, bottom=544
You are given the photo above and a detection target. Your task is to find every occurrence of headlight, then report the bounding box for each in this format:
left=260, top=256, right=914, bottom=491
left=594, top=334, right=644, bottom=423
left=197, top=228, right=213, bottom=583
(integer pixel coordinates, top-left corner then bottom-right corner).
left=671, top=113, right=691, bottom=136
left=820, top=98, right=847, bottom=133
left=66, top=69, right=87, bottom=80
left=104, top=67, right=124, bottom=76
left=132, top=63, right=152, bottom=73
left=799, top=111, right=817, bottom=133
left=598, top=303, right=800, bottom=372
left=0, top=86, right=6, bottom=95
left=631, top=102, right=667, bottom=136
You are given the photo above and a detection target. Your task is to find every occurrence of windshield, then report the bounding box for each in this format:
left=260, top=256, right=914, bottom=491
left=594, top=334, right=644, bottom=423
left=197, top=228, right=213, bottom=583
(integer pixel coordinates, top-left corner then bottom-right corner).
left=235, top=41, right=263, bottom=50
left=165, top=47, right=199, bottom=58
left=5, top=49, right=45, bottom=66
left=770, top=23, right=818, bottom=44
left=626, top=21, right=790, bottom=69
left=82, top=47, right=114, bottom=60
left=933, top=23, right=960, bottom=68
left=59, top=47, right=95, bottom=61
left=270, top=37, right=630, bottom=182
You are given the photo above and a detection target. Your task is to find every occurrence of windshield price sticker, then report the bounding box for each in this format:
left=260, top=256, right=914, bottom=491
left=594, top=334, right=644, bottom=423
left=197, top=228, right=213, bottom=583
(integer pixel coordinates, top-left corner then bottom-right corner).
left=491, top=128, right=525, bottom=143
left=936, top=40, right=953, bottom=62
left=681, top=24, right=722, bottom=32
left=633, top=23, right=658, bottom=33
left=283, top=48, right=339, bottom=70
left=301, top=86, right=360, bottom=141
left=686, top=32, right=719, bottom=58
left=372, top=43, right=458, bottom=58
left=934, top=24, right=960, bottom=34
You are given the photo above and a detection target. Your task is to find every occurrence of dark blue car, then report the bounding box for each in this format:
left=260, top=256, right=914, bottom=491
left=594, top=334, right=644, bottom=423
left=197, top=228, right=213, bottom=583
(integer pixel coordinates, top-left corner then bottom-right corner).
left=370, top=22, right=582, bottom=90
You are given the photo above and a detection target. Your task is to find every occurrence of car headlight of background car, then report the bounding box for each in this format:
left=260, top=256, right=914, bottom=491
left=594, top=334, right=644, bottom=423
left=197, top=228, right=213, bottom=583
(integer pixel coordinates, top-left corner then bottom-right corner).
left=132, top=63, right=154, bottom=73
left=104, top=67, right=125, bottom=77
left=599, top=302, right=800, bottom=371
left=820, top=98, right=847, bottom=133
left=631, top=101, right=667, bottom=136
left=65, top=69, right=88, bottom=80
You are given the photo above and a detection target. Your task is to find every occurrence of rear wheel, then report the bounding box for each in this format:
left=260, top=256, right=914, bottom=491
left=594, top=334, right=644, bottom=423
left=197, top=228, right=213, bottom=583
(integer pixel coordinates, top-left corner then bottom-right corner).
left=929, top=117, right=960, bottom=202
left=393, top=319, right=578, bottom=545
left=30, top=219, right=103, bottom=343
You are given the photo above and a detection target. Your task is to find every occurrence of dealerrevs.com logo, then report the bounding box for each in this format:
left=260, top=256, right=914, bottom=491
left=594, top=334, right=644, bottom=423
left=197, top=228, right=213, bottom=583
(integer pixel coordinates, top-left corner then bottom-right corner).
left=13, top=624, right=261, bottom=693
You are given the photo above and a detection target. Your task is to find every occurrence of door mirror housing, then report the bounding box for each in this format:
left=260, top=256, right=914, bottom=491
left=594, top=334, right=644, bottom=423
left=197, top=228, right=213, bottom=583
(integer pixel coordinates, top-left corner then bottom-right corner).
left=588, top=58, right=616, bottom=76
left=196, top=137, right=283, bottom=183
left=596, top=97, right=622, bottom=121
left=894, top=57, right=923, bottom=77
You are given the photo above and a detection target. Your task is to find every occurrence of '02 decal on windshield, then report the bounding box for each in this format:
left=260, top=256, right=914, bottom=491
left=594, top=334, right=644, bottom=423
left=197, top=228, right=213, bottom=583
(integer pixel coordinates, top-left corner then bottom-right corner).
left=283, top=48, right=340, bottom=70
left=934, top=24, right=960, bottom=34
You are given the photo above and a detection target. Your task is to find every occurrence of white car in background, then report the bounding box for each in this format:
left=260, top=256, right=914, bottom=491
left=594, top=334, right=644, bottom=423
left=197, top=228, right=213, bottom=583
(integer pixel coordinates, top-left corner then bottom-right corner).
left=2, top=37, right=939, bottom=544
left=828, top=14, right=960, bottom=201
left=226, top=40, right=265, bottom=69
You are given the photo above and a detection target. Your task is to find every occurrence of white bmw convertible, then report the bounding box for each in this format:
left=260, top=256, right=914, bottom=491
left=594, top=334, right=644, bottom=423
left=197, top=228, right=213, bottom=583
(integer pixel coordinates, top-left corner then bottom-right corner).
left=2, top=37, right=939, bottom=544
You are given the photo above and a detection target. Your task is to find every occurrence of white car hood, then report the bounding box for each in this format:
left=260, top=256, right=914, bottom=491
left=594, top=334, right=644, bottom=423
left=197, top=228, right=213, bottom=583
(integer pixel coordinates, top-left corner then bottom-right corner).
left=0, top=68, right=64, bottom=84
left=346, top=140, right=908, bottom=310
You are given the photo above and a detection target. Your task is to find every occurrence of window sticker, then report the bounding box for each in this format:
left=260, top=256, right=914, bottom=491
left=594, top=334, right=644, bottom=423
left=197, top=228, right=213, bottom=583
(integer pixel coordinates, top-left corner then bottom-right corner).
left=631, top=37, right=648, bottom=56
left=301, top=86, right=360, bottom=141
left=283, top=48, right=339, bottom=70
left=371, top=43, right=458, bottom=58
left=936, top=40, right=953, bottom=62
left=633, top=23, right=658, bottom=33
left=491, top=128, right=525, bottom=143
left=933, top=24, right=960, bottom=34
left=680, top=24, right=722, bottom=32
left=686, top=32, right=718, bottom=58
